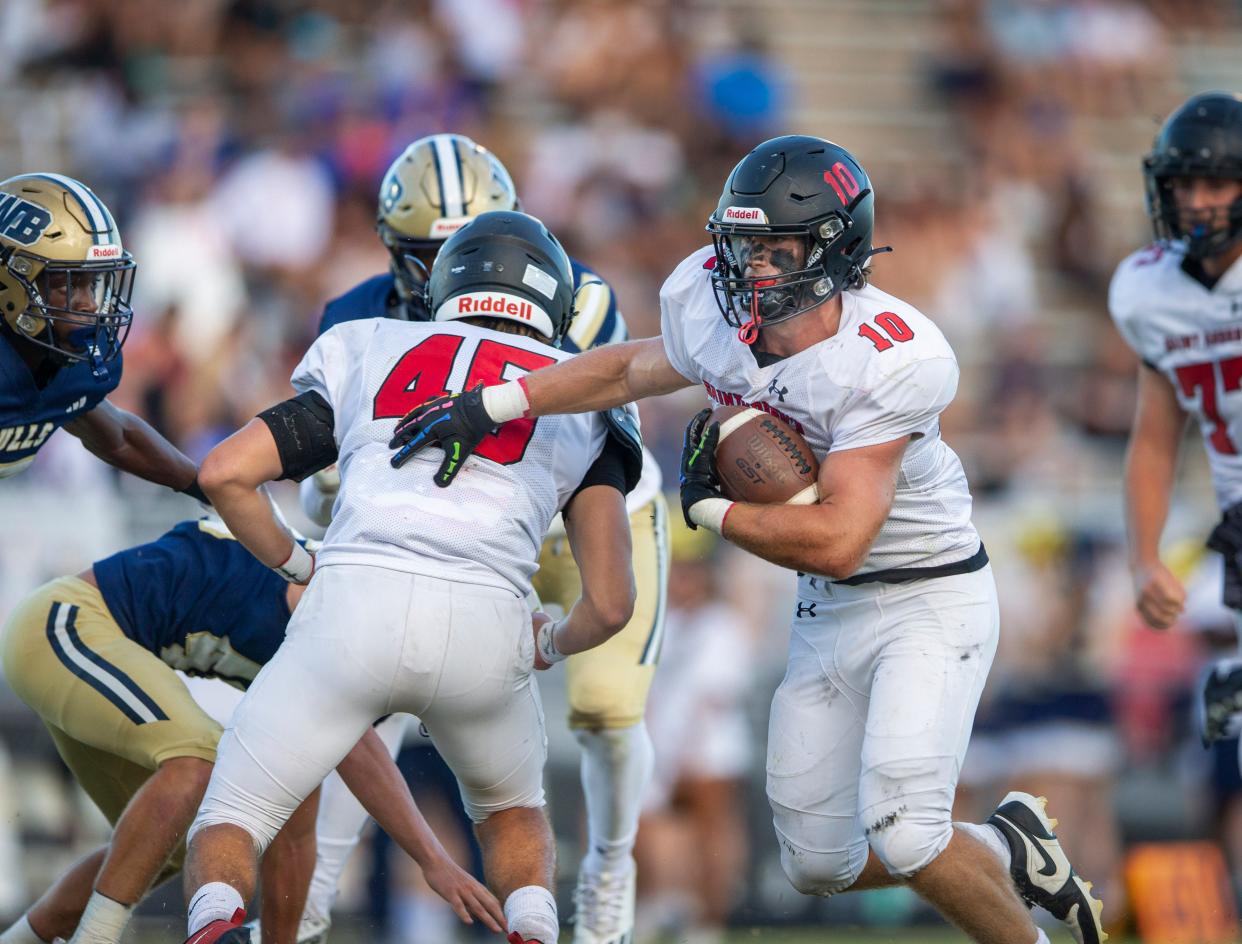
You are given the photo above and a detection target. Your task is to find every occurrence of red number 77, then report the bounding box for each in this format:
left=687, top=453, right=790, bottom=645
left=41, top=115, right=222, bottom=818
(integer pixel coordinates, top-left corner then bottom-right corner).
left=1175, top=356, right=1242, bottom=455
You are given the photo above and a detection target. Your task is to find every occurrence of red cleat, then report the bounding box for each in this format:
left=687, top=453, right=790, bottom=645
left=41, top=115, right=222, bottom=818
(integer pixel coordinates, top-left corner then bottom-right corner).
left=507, top=934, right=545, bottom=944
left=185, top=909, right=250, bottom=944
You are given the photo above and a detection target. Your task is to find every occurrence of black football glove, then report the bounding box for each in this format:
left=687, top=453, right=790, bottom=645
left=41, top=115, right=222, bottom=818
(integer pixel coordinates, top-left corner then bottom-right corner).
left=679, top=407, right=724, bottom=529
left=388, top=385, right=495, bottom=485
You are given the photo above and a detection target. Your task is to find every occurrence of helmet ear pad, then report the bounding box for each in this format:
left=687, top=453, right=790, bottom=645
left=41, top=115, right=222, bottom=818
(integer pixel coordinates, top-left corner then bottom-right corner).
left=426, top=210, right=576, bottom=346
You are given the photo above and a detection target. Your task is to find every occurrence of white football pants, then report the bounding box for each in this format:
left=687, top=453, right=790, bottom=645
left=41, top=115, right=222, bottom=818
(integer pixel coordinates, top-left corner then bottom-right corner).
left=767, top=565, right=999, bottom=895
left=190, top=564, right=546, bottom=852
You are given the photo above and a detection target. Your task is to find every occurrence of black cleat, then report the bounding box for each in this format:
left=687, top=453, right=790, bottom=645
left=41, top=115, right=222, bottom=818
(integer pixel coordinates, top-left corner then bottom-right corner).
left=1197, top=658, right=1242, bottom=747
left=987, top=792, right=1106, bottom=944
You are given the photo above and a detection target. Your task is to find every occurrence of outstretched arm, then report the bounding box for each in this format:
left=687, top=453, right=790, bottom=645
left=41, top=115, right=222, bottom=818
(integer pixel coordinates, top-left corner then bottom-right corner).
left=390, top=337, right=690, bottom=480
left=335, top=728, right=505, bottom=931
left=64, top=399, right=202, bottom=495
left=503, top=336, right=691, bottom=419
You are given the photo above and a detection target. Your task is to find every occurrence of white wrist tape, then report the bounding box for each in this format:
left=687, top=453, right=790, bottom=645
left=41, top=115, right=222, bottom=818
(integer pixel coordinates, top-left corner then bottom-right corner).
left=689, top=498, right=734, bottom=535
left=482, top=380, right=530, bottom=423
left=536, top=618, right=568, bottom=665
left=275, top=541, right=315, bottom=585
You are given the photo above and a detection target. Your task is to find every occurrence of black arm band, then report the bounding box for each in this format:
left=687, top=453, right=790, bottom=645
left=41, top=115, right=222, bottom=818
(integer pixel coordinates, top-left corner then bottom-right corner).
left=566, top=435, right=630, bottom=514
left=257, top=391, right=338, bottom=482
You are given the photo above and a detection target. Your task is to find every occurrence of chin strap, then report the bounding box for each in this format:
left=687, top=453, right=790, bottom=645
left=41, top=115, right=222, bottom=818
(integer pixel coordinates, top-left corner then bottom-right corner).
left=737, top=280, right=771, bottom=345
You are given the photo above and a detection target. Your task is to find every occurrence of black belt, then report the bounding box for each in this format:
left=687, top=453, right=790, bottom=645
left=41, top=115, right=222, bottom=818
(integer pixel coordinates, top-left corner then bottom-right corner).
left=830, top=543, right=989, bottom=587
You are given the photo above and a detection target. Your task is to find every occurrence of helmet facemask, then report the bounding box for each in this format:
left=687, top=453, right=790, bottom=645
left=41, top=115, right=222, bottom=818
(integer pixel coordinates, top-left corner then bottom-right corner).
left=1145, top=171, right=1242, bottom=260
left=377, top=222, right=438, bottom=315
left=3, top=249, right=135, bottom=373
left=709, top=211, right=856, bottom=344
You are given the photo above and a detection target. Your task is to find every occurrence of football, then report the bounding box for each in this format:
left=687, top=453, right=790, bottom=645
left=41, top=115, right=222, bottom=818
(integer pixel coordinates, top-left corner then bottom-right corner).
left=712, top=405, right=820, bottom=505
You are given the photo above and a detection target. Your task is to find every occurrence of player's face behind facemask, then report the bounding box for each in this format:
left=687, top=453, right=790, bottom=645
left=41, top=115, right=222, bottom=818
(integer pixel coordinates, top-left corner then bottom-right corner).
left=427, top=210, right=576, bottom=347
left=376, top=133, right=520, bottom=319
left=1144, top=91, right=1242, bottom=262
left=706, top=135, right=883, bottom=345
left=0, top=174, right=135, bottom=370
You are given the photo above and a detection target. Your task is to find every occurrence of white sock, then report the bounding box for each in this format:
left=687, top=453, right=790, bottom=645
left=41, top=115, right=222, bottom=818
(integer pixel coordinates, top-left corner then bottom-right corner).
left=187, top=882, right=245, bottom=937
left=1034, top=929, right=1051, bottom=944
left=0, top=916, right=47, bottom=944
left=503, top=885, right=558, bottom=944
left=576, top=723, right=653, bottom=876
left=66, top=892, right=132, bottom=944
left=956, top=821, right=1012, bottom=871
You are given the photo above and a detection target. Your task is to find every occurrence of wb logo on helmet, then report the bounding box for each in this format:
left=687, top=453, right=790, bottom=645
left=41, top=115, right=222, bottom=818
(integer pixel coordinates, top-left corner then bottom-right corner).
left=0, top=195, right=52, bottom=246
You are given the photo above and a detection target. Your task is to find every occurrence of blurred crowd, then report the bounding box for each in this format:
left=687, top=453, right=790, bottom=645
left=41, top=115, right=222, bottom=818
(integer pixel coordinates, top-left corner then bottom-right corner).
left=2, top=0, right=1242, bottom=939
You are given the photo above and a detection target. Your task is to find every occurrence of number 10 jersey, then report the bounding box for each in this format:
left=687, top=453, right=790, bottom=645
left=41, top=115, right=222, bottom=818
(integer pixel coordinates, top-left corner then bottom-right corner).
left=292, top=318, right=608, bottom=597
left=1110, top=242, right=1242, bottom=510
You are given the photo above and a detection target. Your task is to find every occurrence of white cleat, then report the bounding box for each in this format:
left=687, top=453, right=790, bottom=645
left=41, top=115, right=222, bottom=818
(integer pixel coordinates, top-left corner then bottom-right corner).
left=244, top=913, right=331, bottom=944
left=571, top=857, right=636, bottom=944
left=988, top=792, right=1107, bottom=944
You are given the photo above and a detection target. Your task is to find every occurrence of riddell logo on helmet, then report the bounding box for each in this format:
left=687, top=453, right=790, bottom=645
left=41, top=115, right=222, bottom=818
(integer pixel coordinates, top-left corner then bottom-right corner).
left=429, top=216, right=473, bottom=238
left=87, top=244, right=121, bottom=260
left=456, top=293, right=534, bottom=320
left=722, top=206, right=768, bottom=224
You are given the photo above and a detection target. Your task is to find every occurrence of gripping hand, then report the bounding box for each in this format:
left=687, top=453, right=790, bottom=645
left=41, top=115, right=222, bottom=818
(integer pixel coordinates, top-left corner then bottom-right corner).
left=679, top=408, right=726, bottom=530
left=388, top=385, right=495, bottom=485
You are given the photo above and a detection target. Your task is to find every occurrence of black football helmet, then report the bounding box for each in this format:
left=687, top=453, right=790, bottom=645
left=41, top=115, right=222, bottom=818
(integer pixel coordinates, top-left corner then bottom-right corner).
left=706, top=135, right=882, bottom=343
left=427, top=210, right=575, bottom=346
left=1144, top=91, right=1242, bottom=259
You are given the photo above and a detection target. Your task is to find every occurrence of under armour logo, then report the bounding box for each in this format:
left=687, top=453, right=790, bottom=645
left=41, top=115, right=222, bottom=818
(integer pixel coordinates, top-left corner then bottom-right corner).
left=796, top=601, right=817, bottom=618
left=768, top=379, right=788, bottom=402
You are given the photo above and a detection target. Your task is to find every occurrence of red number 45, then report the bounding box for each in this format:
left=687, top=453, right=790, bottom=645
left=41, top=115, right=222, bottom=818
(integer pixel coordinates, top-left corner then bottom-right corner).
left=373, top=335, right=556, bottom=465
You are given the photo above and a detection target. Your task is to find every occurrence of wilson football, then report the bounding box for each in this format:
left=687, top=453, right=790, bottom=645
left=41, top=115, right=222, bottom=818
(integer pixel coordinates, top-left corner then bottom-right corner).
left=712, top=405, right=820, bottom=505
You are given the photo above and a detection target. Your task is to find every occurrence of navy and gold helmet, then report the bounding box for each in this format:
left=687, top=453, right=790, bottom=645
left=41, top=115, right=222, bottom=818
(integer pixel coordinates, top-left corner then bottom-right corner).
left=706, top=135, right=879, bottom=343
left=0, top=174, right=135, bottom=371
left=1144, top=91, right=1242, bottom=259
left=377, top=134, right=519, bottom=311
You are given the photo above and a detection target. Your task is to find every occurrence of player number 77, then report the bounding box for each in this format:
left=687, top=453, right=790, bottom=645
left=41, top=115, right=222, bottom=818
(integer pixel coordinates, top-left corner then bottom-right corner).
left=1175, top=356, right=1242, bottom=455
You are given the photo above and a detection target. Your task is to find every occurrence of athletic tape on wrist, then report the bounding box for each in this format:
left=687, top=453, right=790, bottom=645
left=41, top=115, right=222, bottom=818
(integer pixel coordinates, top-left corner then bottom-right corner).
left=536, top=617, right=568, bottom=665
left=483, top=380, right=530, bottom=423
left=275, top=541, right=315, bottom=585
left=689, top=497, right=734, bottom=535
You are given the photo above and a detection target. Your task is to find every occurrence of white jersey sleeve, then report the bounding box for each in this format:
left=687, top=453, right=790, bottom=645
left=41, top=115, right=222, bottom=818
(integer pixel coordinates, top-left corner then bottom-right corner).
left=658, top=246, right=716, bottom=384
left=1108, top=244, right=1167, bottom=366
left=830, top=356, right=959, bottom=453
left=290, top=321, right=376, bottom=423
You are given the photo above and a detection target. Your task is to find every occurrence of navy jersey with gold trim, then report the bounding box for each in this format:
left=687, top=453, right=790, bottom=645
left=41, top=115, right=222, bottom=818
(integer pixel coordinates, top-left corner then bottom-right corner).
left=0, top=328, right=121, bottom=479
left=92, top=518, right=291, bottom=688
left=316, top=260, right=627, bottom=350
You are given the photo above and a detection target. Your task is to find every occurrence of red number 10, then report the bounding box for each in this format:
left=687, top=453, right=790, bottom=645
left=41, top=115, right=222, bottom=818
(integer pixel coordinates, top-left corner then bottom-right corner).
left=858, top=312, right=915, bottom=352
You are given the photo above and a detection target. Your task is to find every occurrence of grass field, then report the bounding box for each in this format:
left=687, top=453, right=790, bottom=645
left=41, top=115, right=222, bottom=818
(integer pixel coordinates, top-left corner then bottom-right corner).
left=131, top=924, right=1138, bottom=944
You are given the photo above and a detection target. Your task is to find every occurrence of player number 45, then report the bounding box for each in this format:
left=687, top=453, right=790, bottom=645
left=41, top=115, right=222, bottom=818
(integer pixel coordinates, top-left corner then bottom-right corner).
left=858, top=312, right=914, bottom=352
left=373, top=335, right=556, bottom=465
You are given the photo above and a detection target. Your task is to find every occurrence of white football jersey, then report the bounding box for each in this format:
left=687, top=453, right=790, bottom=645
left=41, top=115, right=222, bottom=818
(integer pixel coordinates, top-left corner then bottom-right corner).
left=660, top=246, right=981, bottom=585
left=292, top=319, right=608, bottom=597
left=1110, top=242, right=1242, bottom=510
